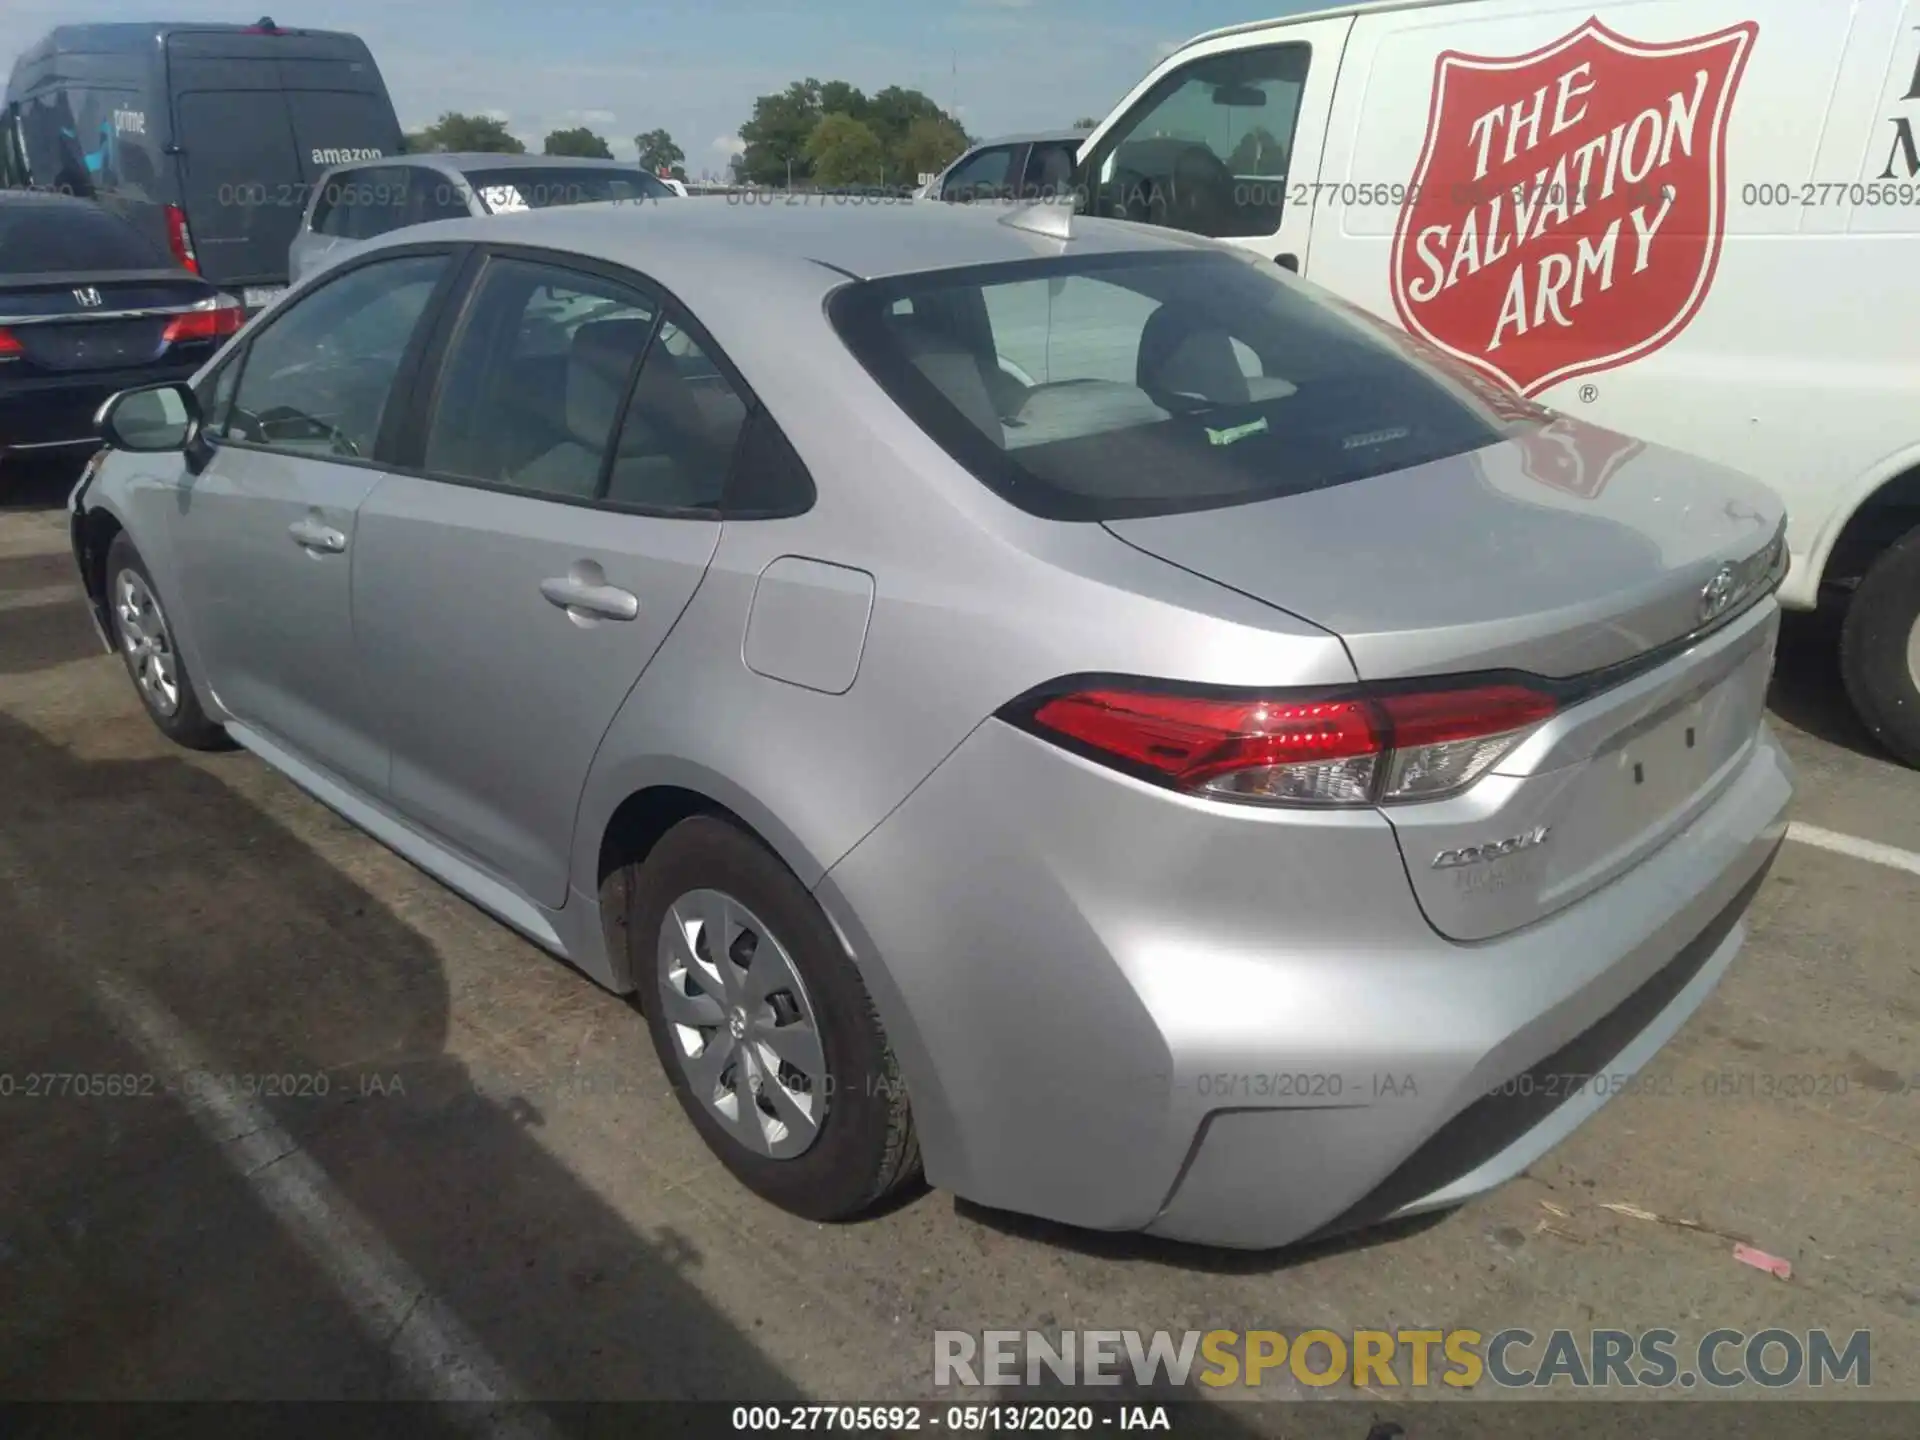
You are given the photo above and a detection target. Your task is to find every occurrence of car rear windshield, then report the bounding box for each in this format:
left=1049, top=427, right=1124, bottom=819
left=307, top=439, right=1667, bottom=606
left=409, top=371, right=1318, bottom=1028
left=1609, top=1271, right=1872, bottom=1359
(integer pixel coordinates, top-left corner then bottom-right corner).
left=0, top=202, right=167, bottom=275
left=827, top=249, right=1546, bottom=521
left=458, top=168, right=673, bottom=211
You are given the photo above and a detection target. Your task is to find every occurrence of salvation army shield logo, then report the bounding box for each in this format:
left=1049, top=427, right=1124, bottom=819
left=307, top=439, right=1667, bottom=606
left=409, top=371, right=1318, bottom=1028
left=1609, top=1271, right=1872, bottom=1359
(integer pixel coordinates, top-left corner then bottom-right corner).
left=1391, top=18, right=1757, bottom=397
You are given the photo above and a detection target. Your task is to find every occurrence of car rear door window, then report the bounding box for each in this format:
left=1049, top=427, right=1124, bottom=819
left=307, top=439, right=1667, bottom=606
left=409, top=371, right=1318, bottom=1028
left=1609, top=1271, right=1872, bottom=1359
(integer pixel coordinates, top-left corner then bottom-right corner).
left=605, top=311, right=750, bottom=510
left=226, top=252, right=449, bottom=459
left=422, top=258, right=661, bottom=498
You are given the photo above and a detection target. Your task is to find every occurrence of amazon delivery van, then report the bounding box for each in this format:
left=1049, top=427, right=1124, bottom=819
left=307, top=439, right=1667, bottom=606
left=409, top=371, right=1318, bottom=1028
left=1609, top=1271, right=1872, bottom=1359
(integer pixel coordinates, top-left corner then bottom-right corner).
left=1077, top=0, right=1920, bottom=764
left=3, top=19, right=403, bottom=311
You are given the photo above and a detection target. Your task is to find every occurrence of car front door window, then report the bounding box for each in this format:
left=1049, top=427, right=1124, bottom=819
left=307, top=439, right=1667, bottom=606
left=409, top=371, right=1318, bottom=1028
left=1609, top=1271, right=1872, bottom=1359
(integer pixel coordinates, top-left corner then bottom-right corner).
left=226, top=253, right=449, bottom=460
left=1089, top=44, right=1310, bottom=239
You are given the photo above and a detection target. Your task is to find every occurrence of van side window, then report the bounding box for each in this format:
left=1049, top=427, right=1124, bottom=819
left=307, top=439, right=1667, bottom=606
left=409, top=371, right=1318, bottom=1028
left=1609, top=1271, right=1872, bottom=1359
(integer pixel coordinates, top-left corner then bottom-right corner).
left=1086, top=44, right=1310, bottom=240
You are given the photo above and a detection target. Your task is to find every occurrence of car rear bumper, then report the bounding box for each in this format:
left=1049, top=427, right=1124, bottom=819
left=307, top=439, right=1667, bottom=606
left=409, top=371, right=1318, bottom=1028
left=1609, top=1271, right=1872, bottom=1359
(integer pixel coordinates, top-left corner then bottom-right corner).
left=1, top=363, right=202, bottom=453
left=816, top=708, right=1792, bottom=1251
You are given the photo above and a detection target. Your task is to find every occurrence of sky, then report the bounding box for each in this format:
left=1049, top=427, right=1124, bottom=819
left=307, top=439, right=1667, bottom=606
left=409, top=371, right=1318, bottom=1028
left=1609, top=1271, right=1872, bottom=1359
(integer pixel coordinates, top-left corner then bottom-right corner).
left=2, top=0, right=1316, bottom=178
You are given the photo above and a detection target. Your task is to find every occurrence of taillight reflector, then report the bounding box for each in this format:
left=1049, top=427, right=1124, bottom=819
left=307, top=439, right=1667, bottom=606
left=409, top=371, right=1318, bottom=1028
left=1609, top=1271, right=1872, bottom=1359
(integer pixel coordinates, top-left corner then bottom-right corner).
left=0, top=327, right=21, bottom=359
left=1014, top=680, right=1557, bottom=807
left=164, top=204, right=200, bottom=274
left=161, top=299, right=244, bottom=344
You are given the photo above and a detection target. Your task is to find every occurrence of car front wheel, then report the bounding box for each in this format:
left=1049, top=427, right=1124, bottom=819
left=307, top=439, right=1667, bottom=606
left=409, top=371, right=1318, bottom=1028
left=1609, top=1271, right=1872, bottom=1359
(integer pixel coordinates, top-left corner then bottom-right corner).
left=105, top=532, right=231, bottom=751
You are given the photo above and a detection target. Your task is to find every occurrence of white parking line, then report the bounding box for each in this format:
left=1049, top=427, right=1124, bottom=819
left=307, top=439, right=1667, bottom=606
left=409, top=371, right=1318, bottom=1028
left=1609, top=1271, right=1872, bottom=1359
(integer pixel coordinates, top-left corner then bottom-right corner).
left=93, top=973, right=554, bottom=1434
left=1786, top=821, right=1920, bottom=878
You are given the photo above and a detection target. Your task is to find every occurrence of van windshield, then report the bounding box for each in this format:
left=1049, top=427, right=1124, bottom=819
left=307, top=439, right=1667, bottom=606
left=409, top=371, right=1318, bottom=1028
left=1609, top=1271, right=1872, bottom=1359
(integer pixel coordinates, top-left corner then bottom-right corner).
left=176, top=87, right=396, bottom=283
left=827, top=250, right=1545, bottom=521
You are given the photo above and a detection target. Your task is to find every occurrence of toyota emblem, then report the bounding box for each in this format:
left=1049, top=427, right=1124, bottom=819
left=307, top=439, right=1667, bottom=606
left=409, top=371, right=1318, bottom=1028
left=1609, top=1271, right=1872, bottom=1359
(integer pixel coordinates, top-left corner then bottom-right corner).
left=1700, top=563, right=1739, bottom=623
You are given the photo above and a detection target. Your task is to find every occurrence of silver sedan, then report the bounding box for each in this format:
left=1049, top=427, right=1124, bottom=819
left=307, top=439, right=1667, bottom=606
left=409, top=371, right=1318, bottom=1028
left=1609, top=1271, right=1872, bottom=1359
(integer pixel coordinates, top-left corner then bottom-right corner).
left=70, top=198, right=1792, bottom=1248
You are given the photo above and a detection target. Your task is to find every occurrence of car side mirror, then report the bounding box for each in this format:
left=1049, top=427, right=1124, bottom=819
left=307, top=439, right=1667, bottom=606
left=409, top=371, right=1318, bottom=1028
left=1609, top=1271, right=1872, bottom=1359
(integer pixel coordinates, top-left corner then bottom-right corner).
left=96, top=381, right=200, bottom=453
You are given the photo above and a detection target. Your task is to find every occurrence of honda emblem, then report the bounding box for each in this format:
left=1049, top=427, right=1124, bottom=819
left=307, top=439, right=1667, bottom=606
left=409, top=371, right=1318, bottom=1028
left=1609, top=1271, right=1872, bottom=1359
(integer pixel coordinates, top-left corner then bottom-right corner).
left=72, top=287, right=104, bottom=308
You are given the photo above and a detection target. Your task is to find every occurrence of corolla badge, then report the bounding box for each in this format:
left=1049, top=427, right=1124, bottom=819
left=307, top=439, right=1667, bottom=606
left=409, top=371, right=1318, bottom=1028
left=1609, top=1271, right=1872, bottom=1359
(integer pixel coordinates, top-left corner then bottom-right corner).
left=1700, top=562, right=1740, bottom=623
left=1432, top=826, right=1551, bottom=870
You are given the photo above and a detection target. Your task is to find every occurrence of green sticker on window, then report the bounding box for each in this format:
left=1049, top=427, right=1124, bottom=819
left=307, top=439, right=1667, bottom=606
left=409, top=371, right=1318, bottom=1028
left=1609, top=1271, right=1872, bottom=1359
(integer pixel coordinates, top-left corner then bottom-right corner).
left=1205, top=416, right=1269, bottom=447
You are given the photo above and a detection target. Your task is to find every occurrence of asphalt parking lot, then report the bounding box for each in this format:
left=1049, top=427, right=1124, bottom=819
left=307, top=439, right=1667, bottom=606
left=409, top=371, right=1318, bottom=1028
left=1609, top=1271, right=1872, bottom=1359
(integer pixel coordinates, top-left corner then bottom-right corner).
left=1, top=455, right=1915, bottom=1427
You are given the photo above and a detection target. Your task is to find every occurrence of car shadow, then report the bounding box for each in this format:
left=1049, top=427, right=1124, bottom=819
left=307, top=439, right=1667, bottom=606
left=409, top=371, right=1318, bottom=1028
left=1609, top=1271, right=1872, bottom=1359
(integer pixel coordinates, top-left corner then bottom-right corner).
left=1765, top=607, right=1893, bottom=762
left=0, top=707, right=806, bottom=1412
left=0, top=452, right=85, bottom=512
left=950, top=1199, right=1453, bottom=1277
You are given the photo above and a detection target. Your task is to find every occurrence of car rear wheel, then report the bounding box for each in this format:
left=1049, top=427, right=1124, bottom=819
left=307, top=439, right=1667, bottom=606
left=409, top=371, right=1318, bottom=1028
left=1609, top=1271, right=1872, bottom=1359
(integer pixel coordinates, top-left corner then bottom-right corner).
left=628, top=815, right=920, bottom=1220
left=105, top=533, right=230, bottom=751
left=1840, top=526, right=1920, bottom=768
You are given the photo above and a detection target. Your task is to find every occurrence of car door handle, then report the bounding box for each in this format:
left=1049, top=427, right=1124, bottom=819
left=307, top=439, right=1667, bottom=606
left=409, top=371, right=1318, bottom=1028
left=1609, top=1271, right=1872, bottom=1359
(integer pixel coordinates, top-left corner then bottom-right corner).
left=288, top=518, right=347, bottom=554
left=539, top=576, right=639, bottom=621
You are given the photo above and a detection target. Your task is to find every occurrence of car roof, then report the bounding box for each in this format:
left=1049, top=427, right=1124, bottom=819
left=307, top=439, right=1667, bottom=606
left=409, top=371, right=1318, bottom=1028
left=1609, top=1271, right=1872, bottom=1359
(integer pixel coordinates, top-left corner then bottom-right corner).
left=392, top=195, right=1223, bottom=287
left=1176, top=0, right=1463, bottom=56
left=357, top=153, right=646, bottom=173
left=0, top=188, right=107, bottom=209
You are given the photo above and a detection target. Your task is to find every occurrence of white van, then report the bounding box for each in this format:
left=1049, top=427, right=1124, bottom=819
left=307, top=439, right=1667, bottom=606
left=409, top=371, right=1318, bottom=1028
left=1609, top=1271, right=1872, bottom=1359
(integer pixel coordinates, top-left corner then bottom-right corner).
left=1078, top=0, right=1920, bottom=762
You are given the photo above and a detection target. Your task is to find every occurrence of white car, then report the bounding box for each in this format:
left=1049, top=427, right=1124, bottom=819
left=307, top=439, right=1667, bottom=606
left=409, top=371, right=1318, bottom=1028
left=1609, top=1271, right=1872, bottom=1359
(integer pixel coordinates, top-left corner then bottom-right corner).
left=1078, top=0, right=1920, bottom=764
left=289, top=153, right=676, bottom=284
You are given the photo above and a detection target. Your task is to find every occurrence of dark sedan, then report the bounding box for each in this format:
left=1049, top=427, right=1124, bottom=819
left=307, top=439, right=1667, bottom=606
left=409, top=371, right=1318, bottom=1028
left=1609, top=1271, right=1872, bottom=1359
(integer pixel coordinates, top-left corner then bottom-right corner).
left=1, top=191, right=240, bottom=468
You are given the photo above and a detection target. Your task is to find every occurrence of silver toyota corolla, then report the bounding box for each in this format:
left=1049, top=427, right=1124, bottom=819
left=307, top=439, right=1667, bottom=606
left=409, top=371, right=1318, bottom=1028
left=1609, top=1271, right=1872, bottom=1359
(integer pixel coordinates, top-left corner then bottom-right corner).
left=70, top=198, right=1792, bottom=1249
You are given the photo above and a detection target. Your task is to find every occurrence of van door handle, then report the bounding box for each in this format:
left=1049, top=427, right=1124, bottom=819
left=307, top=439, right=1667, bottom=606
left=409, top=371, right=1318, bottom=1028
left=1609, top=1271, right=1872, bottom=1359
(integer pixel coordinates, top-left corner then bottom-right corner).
left=540, top=575, right=639, bottom=622
left=288, top=517, right=346, bottom=554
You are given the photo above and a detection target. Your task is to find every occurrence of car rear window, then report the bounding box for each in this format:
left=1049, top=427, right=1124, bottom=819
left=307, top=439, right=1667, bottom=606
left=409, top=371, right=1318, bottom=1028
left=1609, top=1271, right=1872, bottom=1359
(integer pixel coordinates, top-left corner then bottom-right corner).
left=457, top=168, right=673, bottom=212
left=827, top=249, right=1543, bottom=521
left=0, top=202, right=168, bottom=274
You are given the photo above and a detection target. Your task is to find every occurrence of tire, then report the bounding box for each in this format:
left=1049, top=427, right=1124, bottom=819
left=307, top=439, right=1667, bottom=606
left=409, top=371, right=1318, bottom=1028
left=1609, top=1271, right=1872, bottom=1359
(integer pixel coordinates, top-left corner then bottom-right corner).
left=104, top=532, right=232, bottom=751
left=1841, top=526, right=1920, bottom=768
left=627, top=815, right=919, bottom=1220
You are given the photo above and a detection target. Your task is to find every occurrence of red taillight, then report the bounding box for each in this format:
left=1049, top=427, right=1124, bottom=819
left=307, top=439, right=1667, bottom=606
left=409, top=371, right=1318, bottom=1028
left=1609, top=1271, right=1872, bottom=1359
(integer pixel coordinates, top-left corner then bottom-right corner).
left=0, top=327, right=21, bottom=359
left=161, top=297, right=244, bottom=345
left=1016, top=681, right=1557, bottom=807
left=164, top=204, right=200, bottom=274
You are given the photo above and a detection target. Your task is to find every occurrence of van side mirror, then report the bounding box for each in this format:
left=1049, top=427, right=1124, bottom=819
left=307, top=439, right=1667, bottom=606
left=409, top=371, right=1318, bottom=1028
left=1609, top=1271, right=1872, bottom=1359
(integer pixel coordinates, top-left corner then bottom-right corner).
left=96, top=382, right=200, bottom=452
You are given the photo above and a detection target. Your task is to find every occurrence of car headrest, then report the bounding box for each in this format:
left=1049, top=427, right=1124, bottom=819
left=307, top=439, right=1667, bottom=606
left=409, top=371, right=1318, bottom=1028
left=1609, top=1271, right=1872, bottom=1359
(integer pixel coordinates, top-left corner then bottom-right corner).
left=567, top=317, right=655, bottom=445
left=892, top=317, right=1003, bottom=443
left=1136, top=304, right=1252, bottom=405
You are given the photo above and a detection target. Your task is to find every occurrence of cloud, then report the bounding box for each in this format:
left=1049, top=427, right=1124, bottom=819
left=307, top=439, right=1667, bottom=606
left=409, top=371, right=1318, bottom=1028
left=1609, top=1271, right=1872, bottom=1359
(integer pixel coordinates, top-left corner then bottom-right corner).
left=566, top=108, right=618, bottom=127
left=480, top=107, right=512, bottom=123
left=711, top=134, right=746, bottom=157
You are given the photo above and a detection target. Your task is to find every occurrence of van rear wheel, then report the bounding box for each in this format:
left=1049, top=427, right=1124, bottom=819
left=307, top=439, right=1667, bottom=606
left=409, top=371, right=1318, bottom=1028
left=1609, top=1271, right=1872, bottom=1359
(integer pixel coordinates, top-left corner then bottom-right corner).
left=1840, top=527, right=1920, bottom=768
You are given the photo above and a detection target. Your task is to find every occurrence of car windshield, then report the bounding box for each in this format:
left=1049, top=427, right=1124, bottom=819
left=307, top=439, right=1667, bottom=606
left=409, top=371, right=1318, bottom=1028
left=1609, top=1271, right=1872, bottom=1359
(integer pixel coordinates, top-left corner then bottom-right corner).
left=457, top=167, right=673, bottom=212
left=828, top=249, right=1547, bottom=521
left=0, top=202, right=168, bottom=275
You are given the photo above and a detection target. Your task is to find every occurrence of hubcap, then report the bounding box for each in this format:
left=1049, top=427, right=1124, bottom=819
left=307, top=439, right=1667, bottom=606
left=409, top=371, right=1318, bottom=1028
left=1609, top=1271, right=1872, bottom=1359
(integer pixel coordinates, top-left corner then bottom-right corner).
left=657, top=889, right=827, bottom=1160
left=113, top=568, right=181, bottom=717
left=1907, top=612, right=1920, bottom=695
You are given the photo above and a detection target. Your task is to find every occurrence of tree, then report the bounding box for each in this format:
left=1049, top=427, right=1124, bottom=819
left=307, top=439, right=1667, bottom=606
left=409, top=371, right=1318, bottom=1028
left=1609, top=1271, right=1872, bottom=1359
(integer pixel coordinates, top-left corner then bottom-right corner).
left=1071, top=116, right=1100, bottom=131
left=409, top=112, right=525, bottom=154
left=543, top=126, right=613, bottom=158
left=633, top=128, right=686, bottom=179
left=739, top=78, right=824, bottom=185
left=401, top=129, right=438, bottom=154
left=806, top=112, right=886, bottom=187
left=896, top=115, right=968, bottom=179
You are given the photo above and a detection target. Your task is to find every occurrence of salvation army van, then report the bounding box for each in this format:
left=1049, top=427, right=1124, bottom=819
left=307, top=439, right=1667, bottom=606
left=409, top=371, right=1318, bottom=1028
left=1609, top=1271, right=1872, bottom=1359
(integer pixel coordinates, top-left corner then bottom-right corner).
left=1077, top=0, right=1920, bottom=764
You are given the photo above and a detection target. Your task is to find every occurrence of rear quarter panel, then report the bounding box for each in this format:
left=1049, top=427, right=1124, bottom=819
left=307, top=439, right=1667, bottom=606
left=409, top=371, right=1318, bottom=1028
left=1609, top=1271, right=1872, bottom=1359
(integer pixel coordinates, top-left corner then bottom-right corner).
left=1291, top=0, right=1920, bottom=605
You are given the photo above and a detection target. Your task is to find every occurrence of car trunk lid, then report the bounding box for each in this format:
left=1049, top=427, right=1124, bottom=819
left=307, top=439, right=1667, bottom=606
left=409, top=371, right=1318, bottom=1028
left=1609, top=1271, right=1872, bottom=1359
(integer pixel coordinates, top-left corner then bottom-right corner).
left=0, top=272, right=211, bottom=372
left=1104, top=418, right=1786, bottom=940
